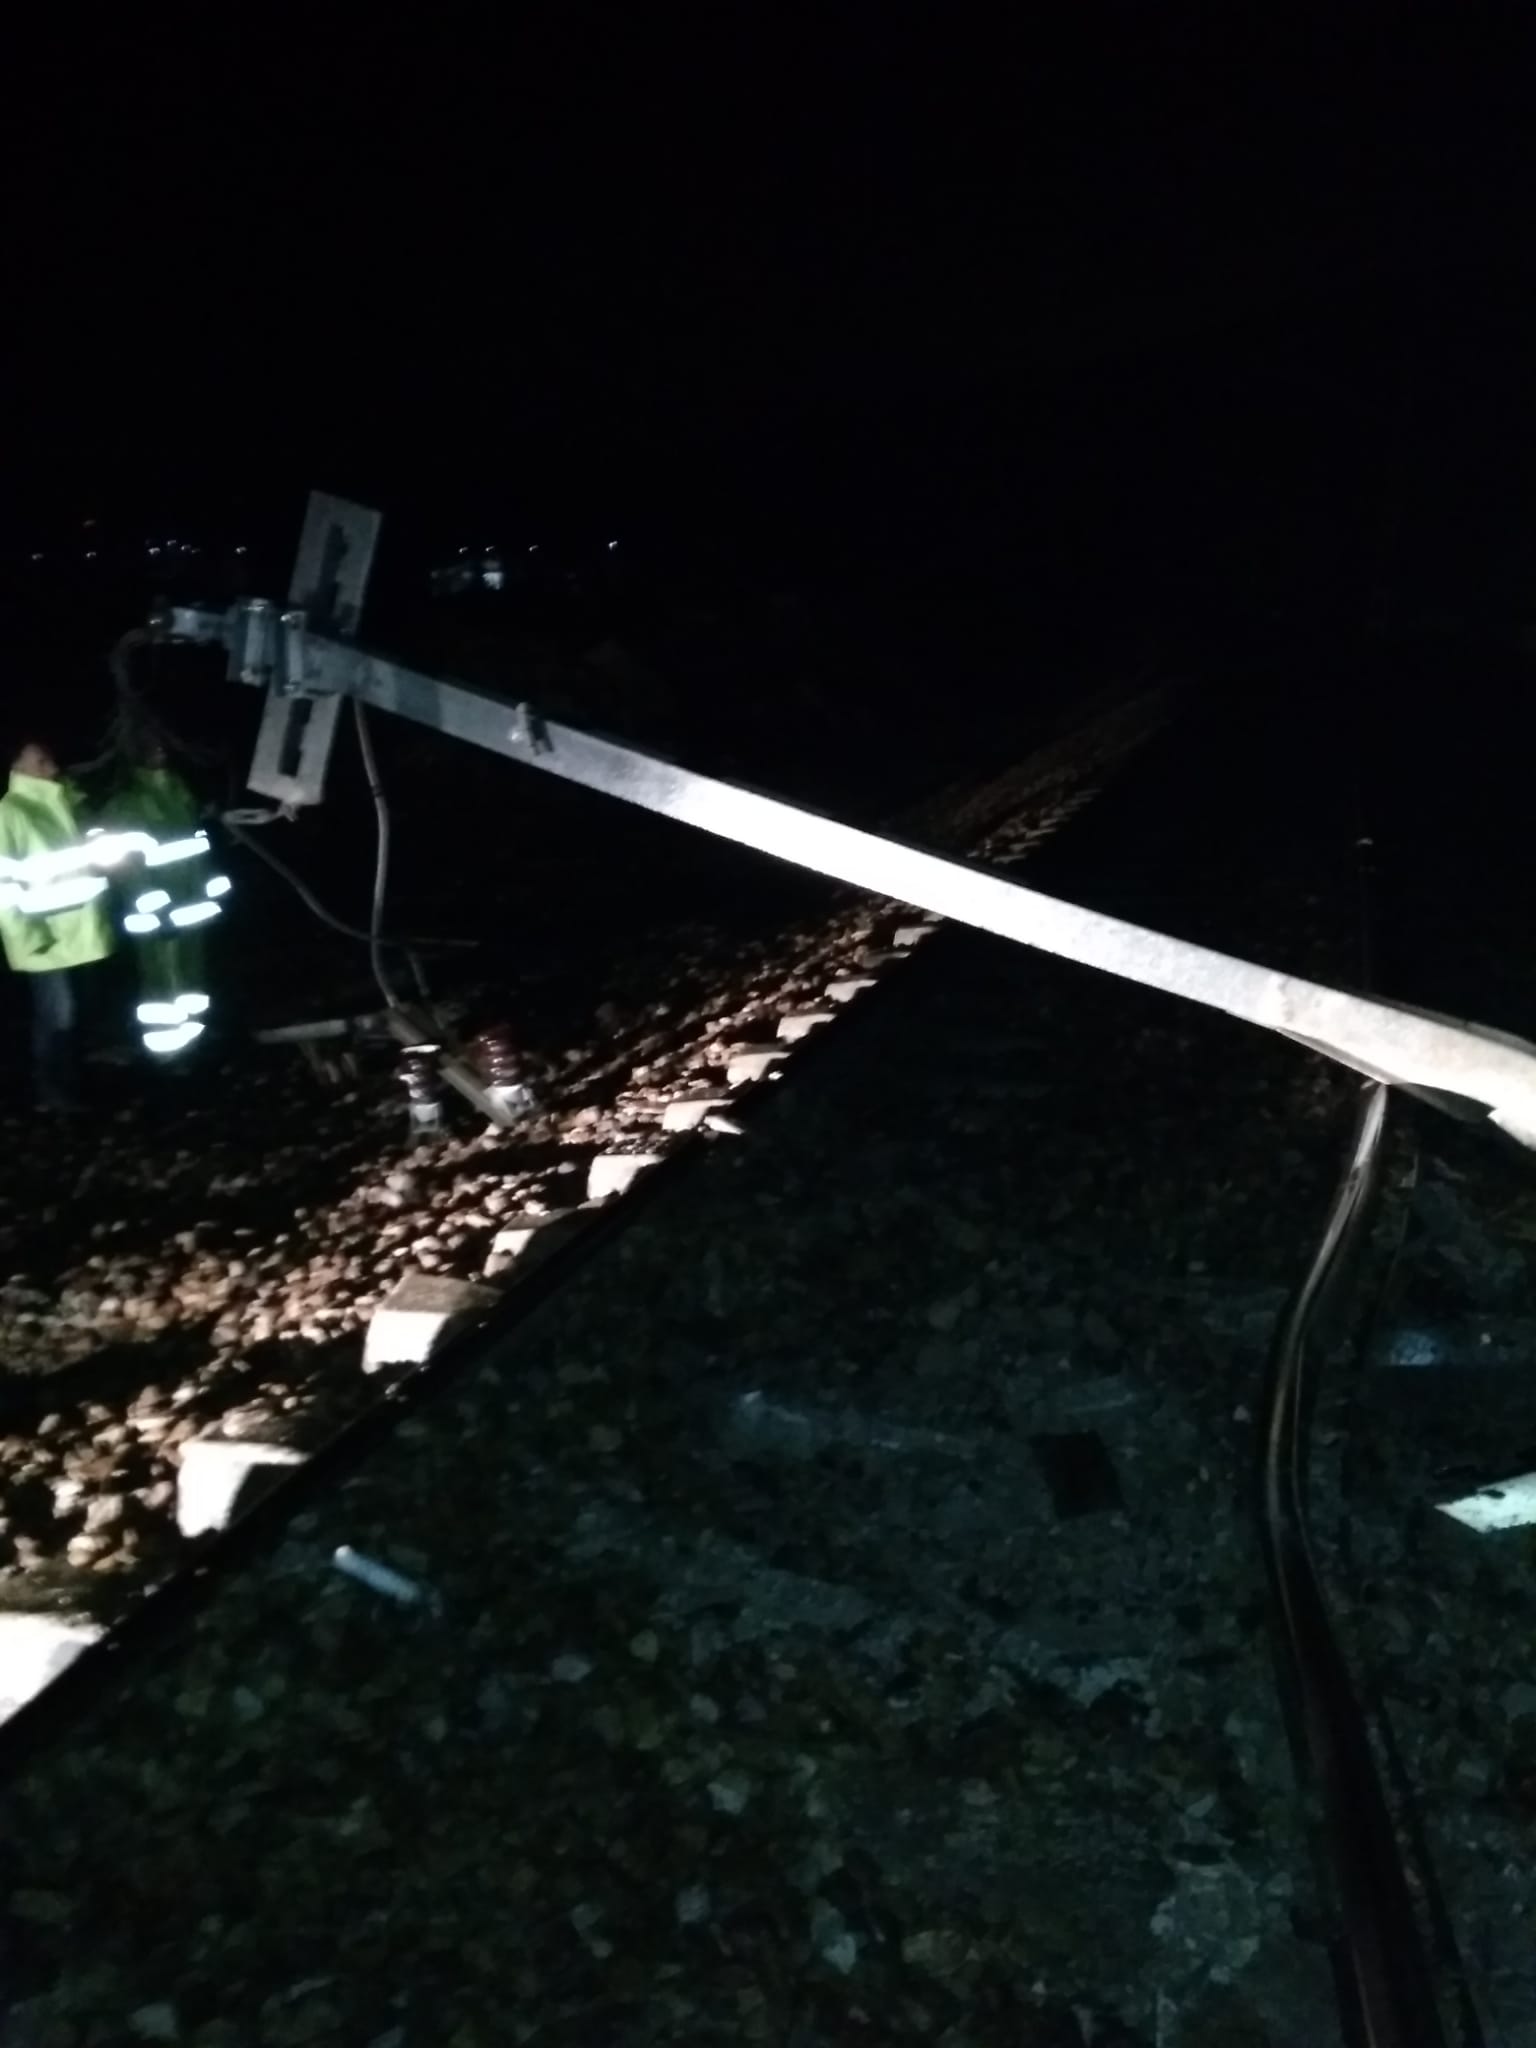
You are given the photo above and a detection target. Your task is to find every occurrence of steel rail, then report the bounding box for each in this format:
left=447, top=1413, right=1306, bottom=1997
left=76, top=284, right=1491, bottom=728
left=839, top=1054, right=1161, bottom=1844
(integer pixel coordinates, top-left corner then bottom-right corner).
left=0, top=840, right=962, bottom=1771
left=1257, top=1080, right=1446, bottom=2048
left=0, top=1026, right=743, bottom=1775
left=0, top=680, right=1144, bottom=1772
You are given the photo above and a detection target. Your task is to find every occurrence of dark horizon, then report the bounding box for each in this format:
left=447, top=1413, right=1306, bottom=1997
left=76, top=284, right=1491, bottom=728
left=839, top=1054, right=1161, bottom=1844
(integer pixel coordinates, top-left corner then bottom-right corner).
left=6, top=12, right=1536, bottom=747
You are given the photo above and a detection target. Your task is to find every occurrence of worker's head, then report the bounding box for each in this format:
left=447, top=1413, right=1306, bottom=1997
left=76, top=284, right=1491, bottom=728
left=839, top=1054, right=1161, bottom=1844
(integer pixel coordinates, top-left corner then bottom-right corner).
left=11, top=740, right=59, bottom=781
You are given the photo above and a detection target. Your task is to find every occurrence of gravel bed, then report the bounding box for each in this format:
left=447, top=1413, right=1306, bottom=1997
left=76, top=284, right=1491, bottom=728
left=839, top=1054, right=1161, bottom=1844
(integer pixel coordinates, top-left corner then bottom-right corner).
left=0, top=893, right=888, bottom=1604
left=0, top=692, right=1158, bottom=1625
left=1310, top=1096, right=1536, bottom=2047
left=16, top=675, right=1536, bottom=2041
left=0, top=877, right=1368, bottom=2045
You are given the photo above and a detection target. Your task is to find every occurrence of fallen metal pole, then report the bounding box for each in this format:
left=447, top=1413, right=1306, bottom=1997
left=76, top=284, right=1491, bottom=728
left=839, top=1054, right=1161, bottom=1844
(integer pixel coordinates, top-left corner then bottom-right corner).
left=165, top=600, right=1536, bottom=1148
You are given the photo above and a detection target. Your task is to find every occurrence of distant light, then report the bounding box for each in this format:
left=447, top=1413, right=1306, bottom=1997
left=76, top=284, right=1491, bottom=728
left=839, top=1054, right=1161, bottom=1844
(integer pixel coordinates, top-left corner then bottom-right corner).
left=134, top=889, right=172, bottom=914
left=85, top=550, right=97, bottom=561
left=483, top=566, right=505, bottom=591
left=204, top=873, right=232, bottom=898
left=179, top=992, right=211, bottom=1016
left=148, top=545, right=161, bottom=556
left=528, top=544, right=539, bottom=553
left=459, top=546, right=469, bottom=556
left=30, top=552, right=42, bottom=563
left=235, top=545, right=248, bottom=556
left=123, top=911, right=162, bottom=935
left=608, top=540, right=619, bottom=550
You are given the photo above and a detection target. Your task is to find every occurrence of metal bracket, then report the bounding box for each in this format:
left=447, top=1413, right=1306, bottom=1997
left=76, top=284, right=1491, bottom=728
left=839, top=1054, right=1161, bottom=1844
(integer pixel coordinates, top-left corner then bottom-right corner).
left=228, top=599, right=277, bottom=687
left=508, top=703, right=554, bottom=756
left=245, top=494, right=382, bottom=807
left=382, top=1004, right=530, bottom=1128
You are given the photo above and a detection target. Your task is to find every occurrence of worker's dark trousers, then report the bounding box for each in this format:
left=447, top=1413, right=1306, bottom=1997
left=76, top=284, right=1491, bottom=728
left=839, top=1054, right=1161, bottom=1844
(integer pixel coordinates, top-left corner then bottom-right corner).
left=29, top=967, right=78, bottom=1110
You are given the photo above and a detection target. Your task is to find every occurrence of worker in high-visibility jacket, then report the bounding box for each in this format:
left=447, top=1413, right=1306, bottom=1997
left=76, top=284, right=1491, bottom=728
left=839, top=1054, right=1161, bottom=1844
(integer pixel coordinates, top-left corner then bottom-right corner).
left=0, top=740, right=115, bottom=1111
left=100, top=747, right=229, bottom=1058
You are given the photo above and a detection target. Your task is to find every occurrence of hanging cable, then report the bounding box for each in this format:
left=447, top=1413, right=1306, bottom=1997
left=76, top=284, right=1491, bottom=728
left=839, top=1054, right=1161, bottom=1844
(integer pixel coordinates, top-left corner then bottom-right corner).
left=88, top=623, right=468, bottom=971
left=352, top=697, right=407, bottom=1010
left=223, top=814, right=473, bottom=963
left=71, top=629, right=225, bottom=783
left=222, top=816, right=381, bottom=946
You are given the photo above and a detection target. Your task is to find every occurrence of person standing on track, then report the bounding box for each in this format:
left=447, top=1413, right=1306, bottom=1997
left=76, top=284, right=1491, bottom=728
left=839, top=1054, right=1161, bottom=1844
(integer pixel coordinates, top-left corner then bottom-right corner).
left=100, top=742, right=227, bottom=1059
left=0, top=738, right=116, bottom=1113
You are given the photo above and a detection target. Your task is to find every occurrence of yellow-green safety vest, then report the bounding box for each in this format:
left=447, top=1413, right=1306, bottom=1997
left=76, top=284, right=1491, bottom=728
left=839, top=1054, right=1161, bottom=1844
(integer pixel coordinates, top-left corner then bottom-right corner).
left=0, top=773, right=116, bottom=973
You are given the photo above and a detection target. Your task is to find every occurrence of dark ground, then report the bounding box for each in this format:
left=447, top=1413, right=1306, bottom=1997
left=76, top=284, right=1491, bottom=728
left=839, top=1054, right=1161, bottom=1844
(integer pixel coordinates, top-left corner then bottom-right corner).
left=8, top=22, right=1536, bottom=2032
left=4, top=656, right=1536, bottom=2042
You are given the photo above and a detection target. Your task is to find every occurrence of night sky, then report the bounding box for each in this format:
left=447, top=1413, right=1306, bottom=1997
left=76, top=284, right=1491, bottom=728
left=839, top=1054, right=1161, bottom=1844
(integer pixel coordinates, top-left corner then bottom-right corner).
left=7, top=11, right=1536, bottom=635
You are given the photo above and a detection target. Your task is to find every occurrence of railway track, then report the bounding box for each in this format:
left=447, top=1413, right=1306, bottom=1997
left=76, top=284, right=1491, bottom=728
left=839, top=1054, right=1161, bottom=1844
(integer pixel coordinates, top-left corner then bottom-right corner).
left=0, top=851, right=1349, bottom=2044
left=3, top=673, right=1532, bottom=2044
left=0, top=687, right=1165, bottom=1661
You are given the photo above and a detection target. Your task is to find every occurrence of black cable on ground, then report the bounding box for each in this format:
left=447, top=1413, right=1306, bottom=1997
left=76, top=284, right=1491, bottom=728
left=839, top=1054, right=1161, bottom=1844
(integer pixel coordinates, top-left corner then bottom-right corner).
left=1256, top=1080, right=1445, bottom=2048
left=1343, top=659, right=1486, bottom=2046
left=1332, top=738, right=1485, bottom=2045
left=1248, top=696, right=1454, bottom=2046
left=1362, top=1644, right=1488, bottom=2048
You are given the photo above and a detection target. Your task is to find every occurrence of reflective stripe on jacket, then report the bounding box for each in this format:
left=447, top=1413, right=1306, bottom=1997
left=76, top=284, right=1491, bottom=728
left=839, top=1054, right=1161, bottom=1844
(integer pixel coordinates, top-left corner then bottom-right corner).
left=100, top=765, right=223, bottom=1056
left=101, top=767, right=226, bottom=941
left=0, top=774, right=115, bottom=972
